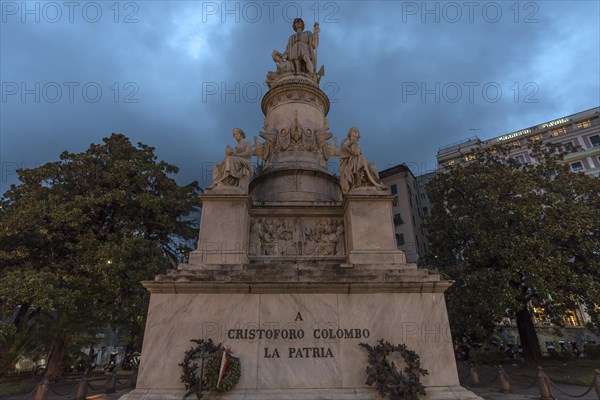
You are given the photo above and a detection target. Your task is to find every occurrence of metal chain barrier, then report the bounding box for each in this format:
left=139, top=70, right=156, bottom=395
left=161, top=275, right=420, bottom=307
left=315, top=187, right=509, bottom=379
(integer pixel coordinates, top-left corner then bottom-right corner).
left=459, top=365, right=471, bottom=381
left=506, top=371, right=538, bottom=389
left=116, top=374, right=131, bottom=386
left=548, top=378, right=595, bottom=399
left=482, top=371, right=499, bottom=385
left=46, top=380, right=78, bottom=397
left=86, top=377, right=106, bottom=392
left=22, top=386, right=37, bottom=400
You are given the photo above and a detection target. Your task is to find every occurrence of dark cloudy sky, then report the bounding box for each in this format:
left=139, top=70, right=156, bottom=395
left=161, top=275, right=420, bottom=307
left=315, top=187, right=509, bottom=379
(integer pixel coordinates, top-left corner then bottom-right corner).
left=2, top=0, right=599, bottom=192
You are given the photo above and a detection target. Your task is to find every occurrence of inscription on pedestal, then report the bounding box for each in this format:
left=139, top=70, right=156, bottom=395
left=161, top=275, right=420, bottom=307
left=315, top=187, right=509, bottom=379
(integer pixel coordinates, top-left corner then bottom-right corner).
left=226, top=312, right=370, bottom=361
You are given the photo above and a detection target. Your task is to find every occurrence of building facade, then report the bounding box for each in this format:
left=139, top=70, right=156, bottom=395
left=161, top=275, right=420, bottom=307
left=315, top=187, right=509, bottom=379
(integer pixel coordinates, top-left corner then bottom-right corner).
left=437, top=107, right=600, bottom=177
left=379, top=164, right=428, bottom=264
left=434, top=106, right=600, bottom=348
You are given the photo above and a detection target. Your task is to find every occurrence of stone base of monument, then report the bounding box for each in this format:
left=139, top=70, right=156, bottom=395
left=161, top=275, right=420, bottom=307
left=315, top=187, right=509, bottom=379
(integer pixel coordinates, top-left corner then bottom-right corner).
left=121, top=386, right=483, bottom=399
left=118, top=265, right=483, bottom=400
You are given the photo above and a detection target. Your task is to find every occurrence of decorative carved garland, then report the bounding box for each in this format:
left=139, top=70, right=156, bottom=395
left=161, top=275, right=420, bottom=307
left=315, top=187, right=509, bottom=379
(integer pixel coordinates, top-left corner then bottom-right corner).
left=359, top=339, right=428, bottom=400
left=179, top=339, right=241, bottom=399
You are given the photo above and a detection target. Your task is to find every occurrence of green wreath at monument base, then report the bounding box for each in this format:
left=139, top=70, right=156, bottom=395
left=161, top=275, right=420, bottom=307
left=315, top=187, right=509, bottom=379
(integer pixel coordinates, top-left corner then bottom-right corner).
left=180, top=338, right=241, bottom=400
left=359, top=339, right=428, bottom=400
left=203, top=350, right=241, bottom=392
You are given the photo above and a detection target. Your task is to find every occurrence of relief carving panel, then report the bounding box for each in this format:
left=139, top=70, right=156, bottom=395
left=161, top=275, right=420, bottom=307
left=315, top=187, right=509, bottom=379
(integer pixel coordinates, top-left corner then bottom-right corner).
left=250, top=217, right=345, bottom=257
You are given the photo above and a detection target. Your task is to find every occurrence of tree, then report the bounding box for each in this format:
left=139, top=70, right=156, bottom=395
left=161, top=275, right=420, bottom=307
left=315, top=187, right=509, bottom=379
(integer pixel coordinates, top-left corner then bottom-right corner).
left=425, top=142, right=600, bottom=363
left=0, top=133, right=200, bottom=379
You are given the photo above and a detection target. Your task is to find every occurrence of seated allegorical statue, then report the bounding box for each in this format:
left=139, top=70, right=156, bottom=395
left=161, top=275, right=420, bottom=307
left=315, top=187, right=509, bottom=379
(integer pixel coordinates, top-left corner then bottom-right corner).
left=339, top=127, right=386, bottom=194
left=208, top=128, right=253, bottom=191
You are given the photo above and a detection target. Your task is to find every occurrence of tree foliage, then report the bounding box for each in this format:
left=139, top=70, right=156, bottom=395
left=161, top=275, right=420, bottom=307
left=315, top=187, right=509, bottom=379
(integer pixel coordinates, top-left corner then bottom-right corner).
left=0, top=133, right=200, bottom=377
left=425, top=142, right=600, bottom=363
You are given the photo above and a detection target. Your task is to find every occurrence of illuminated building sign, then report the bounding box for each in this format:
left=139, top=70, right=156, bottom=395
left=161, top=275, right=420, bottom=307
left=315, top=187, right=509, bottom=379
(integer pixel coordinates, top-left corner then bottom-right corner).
left=539, top=118, right=571, bottom=129
left=497, top=129, right=532, bottom=142
left=495, top=117, right=571, bottom=143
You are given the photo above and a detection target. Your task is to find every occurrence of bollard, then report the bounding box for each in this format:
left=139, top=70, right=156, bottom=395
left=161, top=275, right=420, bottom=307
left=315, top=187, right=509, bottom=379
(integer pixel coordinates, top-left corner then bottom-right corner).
left=498, top=365, right=511, bottom=393
left=537, top=366, right=555, bottom=400
left=129, top=368, right=139, bottom=388
left=469, top=363, right=480, bottom=386
left=33, top=377, right=49, bottom=400
left=594, top=369, right=599, bottom=400
left=105, top=370, right=118, bottom=394
left=75, top=375, right=88, bottom=400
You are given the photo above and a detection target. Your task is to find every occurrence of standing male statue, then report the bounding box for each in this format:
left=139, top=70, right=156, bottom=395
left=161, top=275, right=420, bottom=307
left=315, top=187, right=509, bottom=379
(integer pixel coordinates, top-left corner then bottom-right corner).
left=283, top=18, right=319, bottom=75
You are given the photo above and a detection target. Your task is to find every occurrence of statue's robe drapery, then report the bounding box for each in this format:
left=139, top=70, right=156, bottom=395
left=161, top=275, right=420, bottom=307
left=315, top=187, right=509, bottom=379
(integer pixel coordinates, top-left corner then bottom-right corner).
left=211, top=141, right=252, bottom=188
left=285, top=31, right=315, bottom=71
left=339, top=138, right=385, bottom=194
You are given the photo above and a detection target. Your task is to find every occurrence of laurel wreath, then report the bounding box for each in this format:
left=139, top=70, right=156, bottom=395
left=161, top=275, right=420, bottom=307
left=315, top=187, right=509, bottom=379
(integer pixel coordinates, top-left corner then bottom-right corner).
left=359, top=339, right=428, bottom=400
left=179, top=338, right=241, bottom=399
left=203, top=350, right=241, bottom=392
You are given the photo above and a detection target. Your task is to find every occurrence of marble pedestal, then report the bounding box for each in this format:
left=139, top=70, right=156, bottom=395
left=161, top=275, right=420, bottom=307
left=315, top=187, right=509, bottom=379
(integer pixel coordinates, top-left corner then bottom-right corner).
left=123, top=387, right=483, bottom=399
left=188, top=191, right=252, bottom=267
left=119, top=267, right=483, bottom=400
left=343, top=192, right=406, bottom=265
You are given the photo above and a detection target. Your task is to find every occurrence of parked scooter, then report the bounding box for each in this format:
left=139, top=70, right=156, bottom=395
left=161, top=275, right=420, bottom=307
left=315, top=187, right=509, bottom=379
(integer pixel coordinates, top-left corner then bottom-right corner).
left=104, top=352, right=118, bottom=372
left=121, top=352, right=140, bottom=370
left=570, top=341, right=581, bottom=357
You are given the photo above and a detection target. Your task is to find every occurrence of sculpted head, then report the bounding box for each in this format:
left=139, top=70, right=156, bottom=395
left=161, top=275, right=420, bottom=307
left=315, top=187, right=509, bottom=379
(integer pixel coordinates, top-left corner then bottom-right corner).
left=292, top=18, right=305, bottom=32
left=233, top=128, right=246, bottom=140
left=347, top=127, right=360, bottom=141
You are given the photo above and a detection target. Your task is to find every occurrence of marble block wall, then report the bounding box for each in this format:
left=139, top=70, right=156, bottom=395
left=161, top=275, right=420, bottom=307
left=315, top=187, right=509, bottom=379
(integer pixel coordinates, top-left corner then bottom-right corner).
left=137, top=292, right=458, bottom=390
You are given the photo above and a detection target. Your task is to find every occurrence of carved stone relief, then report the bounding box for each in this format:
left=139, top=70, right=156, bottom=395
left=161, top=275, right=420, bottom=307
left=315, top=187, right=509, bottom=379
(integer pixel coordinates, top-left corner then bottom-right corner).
left=263, top=87, right=329, bottom=114
left=250, top=217, right=345, bottom=257
left=253, top=116, right=337, bottom=166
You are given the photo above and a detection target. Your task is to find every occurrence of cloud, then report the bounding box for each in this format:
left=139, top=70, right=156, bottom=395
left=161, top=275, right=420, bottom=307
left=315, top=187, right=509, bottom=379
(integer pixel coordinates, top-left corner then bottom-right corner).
left=1, top=1, right=599, bottom=193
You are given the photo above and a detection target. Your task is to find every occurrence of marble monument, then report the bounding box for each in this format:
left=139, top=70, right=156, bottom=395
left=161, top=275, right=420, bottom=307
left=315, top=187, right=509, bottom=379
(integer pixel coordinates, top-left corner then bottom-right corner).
left=120, top=20, right=483, bottom=400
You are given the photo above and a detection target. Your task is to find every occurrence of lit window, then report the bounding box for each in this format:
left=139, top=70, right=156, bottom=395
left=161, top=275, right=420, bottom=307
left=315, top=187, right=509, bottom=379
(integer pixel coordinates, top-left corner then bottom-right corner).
left=551, top=127, right=568, bottom=137
left=390, top=184, right=398, bottom=195
left=563, top=310, right=583, bottom=327
left=529, top=134, right=543, bottom=142
left=514, top=155, right=526, bottom=164
left=576, top=120, right=591, bottom=129
left=590, top=135, right=600, bottom=148
left=392, top=196, right=399, bottom=207
left=508, top=140, right=521, bottom=148
left=464, top=154, right=475, bottom=161
left=570, top=162, right=584, bottom=172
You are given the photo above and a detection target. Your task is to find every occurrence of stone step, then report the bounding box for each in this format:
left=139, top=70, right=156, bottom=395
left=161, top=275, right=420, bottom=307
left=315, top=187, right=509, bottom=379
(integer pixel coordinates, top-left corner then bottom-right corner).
left=157, top=264, right=441, bottom=284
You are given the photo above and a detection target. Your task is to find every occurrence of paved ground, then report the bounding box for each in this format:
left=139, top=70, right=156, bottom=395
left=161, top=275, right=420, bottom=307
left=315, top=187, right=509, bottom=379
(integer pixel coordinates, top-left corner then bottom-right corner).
left=2, top=369, right=597, bottom=400
left=1, top=375, right=135, bottom=400
left=467, top=384, right=597, bottom=400
left=457, top=362, right=598, bottom=400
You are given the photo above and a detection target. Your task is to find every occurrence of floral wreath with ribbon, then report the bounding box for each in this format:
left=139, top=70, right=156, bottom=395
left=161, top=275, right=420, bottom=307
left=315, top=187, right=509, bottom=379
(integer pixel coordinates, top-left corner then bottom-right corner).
left=180, top=339, right=241, bottom=399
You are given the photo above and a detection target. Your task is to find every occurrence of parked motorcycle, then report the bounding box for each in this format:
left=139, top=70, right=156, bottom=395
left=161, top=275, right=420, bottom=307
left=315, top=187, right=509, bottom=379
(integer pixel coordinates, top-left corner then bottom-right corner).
left=121, top=352, right=140, bottom=370
left=104, top=352, right=118, bottom=372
